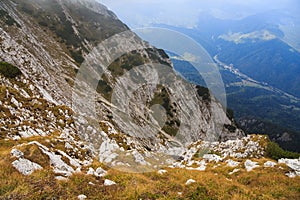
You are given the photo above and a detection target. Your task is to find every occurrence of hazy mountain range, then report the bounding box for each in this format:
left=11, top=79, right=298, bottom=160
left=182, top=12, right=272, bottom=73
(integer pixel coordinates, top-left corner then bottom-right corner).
left=158, top=10, right=300, bottom=152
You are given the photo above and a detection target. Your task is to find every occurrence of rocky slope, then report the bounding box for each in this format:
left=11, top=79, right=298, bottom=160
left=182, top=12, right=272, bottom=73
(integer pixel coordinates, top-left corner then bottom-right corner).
left=0, top=0, right=244, bottom=170
left=0, top=0, right=299, bottom=199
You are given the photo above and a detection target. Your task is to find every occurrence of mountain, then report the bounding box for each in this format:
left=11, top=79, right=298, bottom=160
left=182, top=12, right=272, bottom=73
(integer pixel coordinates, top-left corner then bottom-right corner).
left=0, top=0, right=243, bottom=173
left=0, top=1, right=299, bottom=199
left=0, top=0, right=243, bottom=153
left=155, top=11, right=300, bottom=152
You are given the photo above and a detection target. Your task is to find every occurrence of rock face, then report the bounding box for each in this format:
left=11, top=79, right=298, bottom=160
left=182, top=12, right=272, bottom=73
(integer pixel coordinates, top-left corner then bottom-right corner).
left=0, top=0, right=243, bottom=172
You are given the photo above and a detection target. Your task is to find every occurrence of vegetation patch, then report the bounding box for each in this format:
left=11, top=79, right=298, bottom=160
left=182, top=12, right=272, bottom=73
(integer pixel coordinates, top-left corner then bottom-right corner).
left=224, top=124, right=237, bottom=133
left=266, top=141, right=300, bottom=160
left=149, top=85, right=180, bottom=136
left=196, top=85, right=211, bottom=101
left=0, top=62, right=22, bottom=78
left=108, top=52, right=147, bottom=78
left=96, top=77, right=113, bottom=101
left=0, top=10, right=20, bottom=27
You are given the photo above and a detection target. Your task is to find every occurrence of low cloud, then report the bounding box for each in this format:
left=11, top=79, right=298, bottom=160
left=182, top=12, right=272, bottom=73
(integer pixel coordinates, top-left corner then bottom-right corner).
left=99, top=0, right=299, bottom=28
left=171, top=52, right=201, bottom=63
left=218, top=30, right=276, bottom=44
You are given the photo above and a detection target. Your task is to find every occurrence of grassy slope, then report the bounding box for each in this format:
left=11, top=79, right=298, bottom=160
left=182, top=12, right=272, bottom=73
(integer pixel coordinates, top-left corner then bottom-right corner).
left=1, top=137, right=299, bottom=200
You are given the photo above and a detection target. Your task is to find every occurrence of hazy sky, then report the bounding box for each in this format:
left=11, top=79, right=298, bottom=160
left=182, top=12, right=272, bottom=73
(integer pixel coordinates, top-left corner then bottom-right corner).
left=99, top=0, right=300, bottom=28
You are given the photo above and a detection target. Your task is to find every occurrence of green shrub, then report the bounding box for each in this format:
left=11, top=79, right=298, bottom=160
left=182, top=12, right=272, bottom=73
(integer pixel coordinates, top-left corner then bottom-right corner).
left=224, top=124, right=237, bottom=133
left=266, top=141, right=300, bottom=160
left=196, top=85, right=210, bottom=101
left=0, top=62, right=22, bottom=78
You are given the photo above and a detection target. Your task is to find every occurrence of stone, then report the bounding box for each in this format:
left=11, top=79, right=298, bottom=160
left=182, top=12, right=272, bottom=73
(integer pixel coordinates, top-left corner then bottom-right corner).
left=104, top=179, right=116, bottom=186
left=11, top=149, right=24, bottom=158
left=203, top=154, right=222, bottom=163
left=264, top=161, right=277, bottom=168
left=55, top=176, right=68, bottom=181
left=95, top=167, right=107, bottom=177
left=78, top=194, right=87, bottom=200
left=87, top=167, right=95, bottom=175
left=185, top=179, right=196, bottom=185
left=244, top=159, right=259, bottom=172
left=278, top=158, right=300, bottom=172
left=278, top=158, right=300, bottom=177
left=12, top=158, right=42, bottom=175
left=158, top=169, right=167, bottom=175
left=132, top=150, right=149, bottom=166
left=229, top=168, right=240, bottom=175
left=285, top=172, right=297, bottom=178
left=226, top=159, right=239, bottom=167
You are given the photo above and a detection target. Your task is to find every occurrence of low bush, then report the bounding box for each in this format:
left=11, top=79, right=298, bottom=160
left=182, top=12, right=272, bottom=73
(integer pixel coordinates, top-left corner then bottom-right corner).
left=266, top=141, right=300, bottom=160
left=0, top=62, right=22, bottom=78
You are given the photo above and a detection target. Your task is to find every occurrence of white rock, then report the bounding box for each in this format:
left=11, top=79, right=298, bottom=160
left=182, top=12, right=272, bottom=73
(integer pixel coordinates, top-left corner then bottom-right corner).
left=186, top=160, right=206, bottom=171
left=87, top=167, right=95, bottom=175
left=95, top=167, right=107, bottom=177
left=264, top=161, right=277, bottom=168
left=132, top=150, right=150, bottom=166
left=11, top=97, right=20, bottom=107
left=88, top=182, right=95, bottom=185
left=229, top=168, right=240, bottom=175
left=185, top=179, right=196, bottom=185
left=12, top=135, right=21, bottom=140
left=78, top=194, right=87, bottom=200
left=285, top=172, right=297, bottom=178
left=99, top=140, right=119, bottom=163
left=278, top=158, right=300, bottom=172
left=55, top=176, right=68, bottom=181
left=203, top=154, right=222, bottom=163
left=12, top=158, right=42, bottom=175
left=104, top=179, right=116, bottom=186
left=28, top=141, right=74, bottom=176
left=158, top=169, right=167, bottom=175
left=65, top=142, right=73, bottom=149
left=11, top=149, right=24, bottom=158
left=226, top=159, right=239, bottom=167
left=36, top=129, right=47, bottom=136
left=186, top=165, right=206, bottom=171
left=244, top=159, right=259, bottom=172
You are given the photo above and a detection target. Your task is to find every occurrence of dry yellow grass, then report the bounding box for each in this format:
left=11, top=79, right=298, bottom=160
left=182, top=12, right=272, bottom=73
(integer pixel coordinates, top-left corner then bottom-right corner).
left=0, top=136, right=300, bottom=200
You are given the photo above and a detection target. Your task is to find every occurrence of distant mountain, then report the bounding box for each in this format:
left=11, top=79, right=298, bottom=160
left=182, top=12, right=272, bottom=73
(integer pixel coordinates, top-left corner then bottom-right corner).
left=156, top=11, right=300, bottom=152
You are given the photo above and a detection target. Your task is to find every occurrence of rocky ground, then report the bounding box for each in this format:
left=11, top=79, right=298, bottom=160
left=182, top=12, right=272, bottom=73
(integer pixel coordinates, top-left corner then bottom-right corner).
left=0, top=73, right=299, bottom=199
left=0, top=1, right=299, bottom=199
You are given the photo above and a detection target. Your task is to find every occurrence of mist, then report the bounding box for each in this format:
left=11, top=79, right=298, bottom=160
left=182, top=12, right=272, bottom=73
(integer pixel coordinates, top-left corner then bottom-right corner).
left=99, top=0, right=300, bottom=28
